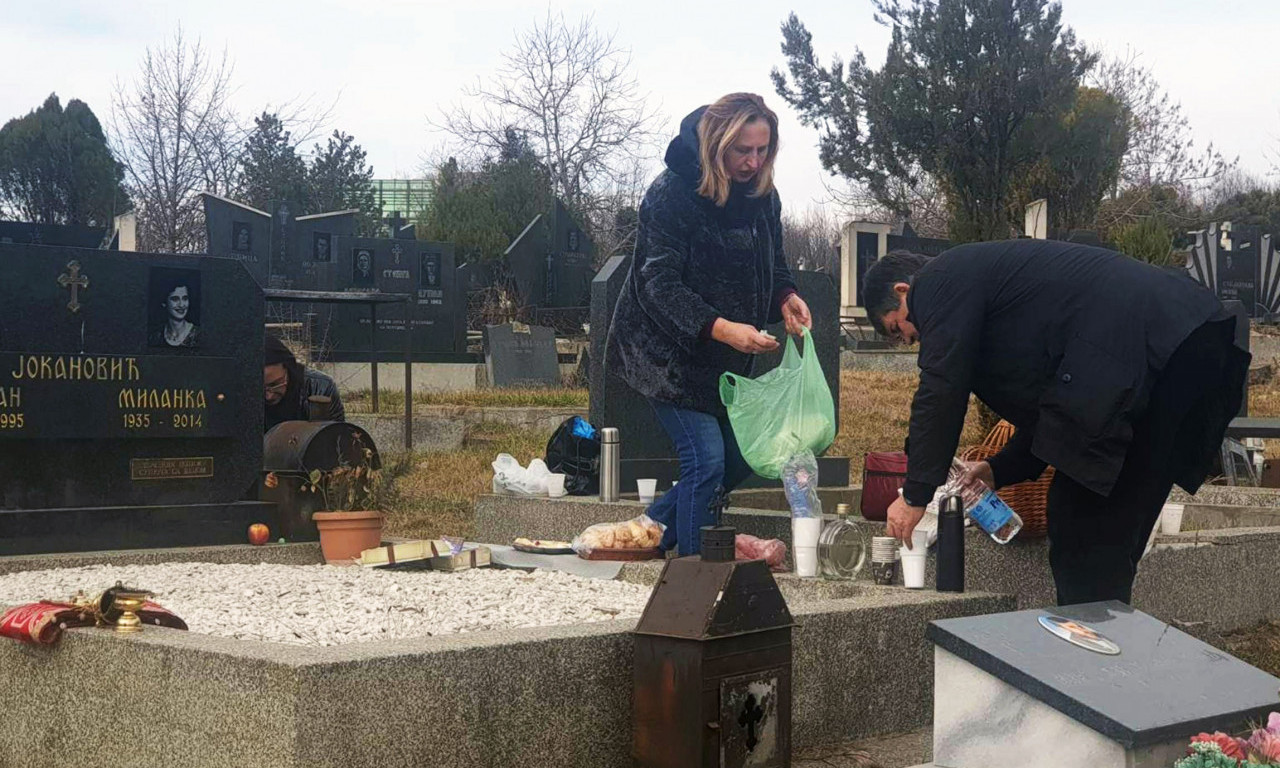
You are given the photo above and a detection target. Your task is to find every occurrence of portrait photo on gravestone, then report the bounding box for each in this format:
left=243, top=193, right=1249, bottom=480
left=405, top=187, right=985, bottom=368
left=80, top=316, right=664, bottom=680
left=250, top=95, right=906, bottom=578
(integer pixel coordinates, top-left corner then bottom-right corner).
left=313, top=232, right=331, bottom=263
left=232, top=221, right=251, bottom=253
left=352, top=247, right=375, bottom=288
left=147, top=267, right=203, bottom=349
left=422, top=252, right=441, bottom=288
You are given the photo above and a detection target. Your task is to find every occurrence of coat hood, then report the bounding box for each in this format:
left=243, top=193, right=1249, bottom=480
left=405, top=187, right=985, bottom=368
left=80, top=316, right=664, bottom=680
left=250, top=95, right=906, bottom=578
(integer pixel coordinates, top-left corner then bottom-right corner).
left=663, top=106, right=707, bottom=184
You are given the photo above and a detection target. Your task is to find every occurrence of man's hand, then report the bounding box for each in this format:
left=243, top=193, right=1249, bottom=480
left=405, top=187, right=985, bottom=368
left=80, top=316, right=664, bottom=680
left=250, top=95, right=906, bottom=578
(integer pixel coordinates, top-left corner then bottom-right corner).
left=962, top=460, right=994, bottom=490
left=711, top=318, right=780, bottom=354
left=886, top=495, right=927, bottom=549
left=781, top=294, right=812, bottom=337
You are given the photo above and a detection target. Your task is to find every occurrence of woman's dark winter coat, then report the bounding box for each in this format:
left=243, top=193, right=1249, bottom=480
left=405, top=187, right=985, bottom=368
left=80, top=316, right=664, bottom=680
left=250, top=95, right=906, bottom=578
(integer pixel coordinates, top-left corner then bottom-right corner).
left=606, top=107, right=796, bottom=416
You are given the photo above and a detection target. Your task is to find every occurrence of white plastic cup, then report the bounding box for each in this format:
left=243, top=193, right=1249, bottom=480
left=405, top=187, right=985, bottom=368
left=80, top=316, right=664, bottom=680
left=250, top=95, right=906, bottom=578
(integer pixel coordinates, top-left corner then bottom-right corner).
left=546, top=474, right=567, bottom=498
left=637, top=478, right=658, bottom=504
left=792, top=516, right=823, bottom=578
left=1160, top=504, right=1185, bottom=535
left=900, top=550, right=927, bottom=589
left=794, top=546, right=819, bottom=578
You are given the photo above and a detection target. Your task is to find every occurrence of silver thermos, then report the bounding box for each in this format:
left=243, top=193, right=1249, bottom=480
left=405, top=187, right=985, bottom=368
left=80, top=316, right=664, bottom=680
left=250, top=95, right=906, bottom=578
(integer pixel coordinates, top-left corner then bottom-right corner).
left=599, top=427, right=620, bottom=502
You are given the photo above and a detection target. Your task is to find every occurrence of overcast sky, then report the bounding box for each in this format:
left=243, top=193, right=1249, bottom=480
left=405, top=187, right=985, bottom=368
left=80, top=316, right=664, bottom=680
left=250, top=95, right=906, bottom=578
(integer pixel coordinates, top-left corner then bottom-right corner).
left=4, top=0, right=1278, bottom=215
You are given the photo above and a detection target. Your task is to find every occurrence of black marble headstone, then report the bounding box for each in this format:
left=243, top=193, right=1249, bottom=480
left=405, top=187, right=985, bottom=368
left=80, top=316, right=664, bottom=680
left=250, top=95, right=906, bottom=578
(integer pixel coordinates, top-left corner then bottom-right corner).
left=506, top=214, right=547, bottom=310
left=547, top=198, right=594, bottom=309
left=928, top=602, right=1280, bottom=748
left=588, top=259, right=849, bottom=488
left=0, top=242, right=271, bottom=555
left=484, top=323, right=560, bottom=388
left=0, top=220, right=107, bottom=249
left=322, top=236, right=465, bottom=360
left=1219, top=227, right=1261, bottom=316
left=202, top=193, right=271, bottom=287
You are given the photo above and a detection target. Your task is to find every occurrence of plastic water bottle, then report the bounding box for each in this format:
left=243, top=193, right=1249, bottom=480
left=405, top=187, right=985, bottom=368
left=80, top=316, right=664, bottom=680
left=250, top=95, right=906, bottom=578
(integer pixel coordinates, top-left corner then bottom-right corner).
left=937, top=458, right=1023, bottom=544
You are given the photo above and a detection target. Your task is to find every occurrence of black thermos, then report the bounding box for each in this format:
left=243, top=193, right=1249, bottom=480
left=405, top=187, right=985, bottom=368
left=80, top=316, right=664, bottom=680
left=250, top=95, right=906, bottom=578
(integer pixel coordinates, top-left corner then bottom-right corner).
left=936, top=494, right=965, bottom=592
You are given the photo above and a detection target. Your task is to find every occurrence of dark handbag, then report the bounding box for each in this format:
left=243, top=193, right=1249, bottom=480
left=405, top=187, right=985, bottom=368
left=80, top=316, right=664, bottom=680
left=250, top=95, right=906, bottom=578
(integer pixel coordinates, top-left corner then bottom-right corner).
left=861, top=451, right=908, bottom=522
left=545, top=417, right=601, bottom=496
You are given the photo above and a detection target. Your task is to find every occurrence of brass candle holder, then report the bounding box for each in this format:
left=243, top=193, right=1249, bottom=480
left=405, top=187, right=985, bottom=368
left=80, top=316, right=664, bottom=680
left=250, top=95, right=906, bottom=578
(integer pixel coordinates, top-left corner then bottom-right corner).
left=98, top=582, right=154, bottom=634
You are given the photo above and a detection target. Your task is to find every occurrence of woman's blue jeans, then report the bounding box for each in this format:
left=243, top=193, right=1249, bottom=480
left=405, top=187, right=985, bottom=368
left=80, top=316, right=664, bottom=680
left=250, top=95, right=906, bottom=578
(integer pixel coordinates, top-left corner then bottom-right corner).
left=645, top=398, right=754, bottom=555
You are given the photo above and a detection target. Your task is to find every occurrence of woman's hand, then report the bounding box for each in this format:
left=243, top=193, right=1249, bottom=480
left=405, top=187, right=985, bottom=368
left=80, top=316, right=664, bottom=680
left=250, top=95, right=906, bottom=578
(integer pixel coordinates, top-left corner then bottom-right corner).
left=782, top=294, right=812, bottom=336
left=711, top=318, right=781, bottom=355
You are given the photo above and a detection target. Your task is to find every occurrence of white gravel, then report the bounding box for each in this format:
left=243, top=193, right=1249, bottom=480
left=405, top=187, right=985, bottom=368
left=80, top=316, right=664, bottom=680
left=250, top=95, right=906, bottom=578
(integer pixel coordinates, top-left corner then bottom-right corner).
left=0, top=563, right=654, bottom=647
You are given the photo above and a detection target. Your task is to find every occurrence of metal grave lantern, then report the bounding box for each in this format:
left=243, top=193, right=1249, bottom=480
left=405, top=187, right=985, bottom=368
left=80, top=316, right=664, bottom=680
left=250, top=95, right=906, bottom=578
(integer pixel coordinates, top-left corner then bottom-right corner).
left=632, top=527, right=794, bottom=767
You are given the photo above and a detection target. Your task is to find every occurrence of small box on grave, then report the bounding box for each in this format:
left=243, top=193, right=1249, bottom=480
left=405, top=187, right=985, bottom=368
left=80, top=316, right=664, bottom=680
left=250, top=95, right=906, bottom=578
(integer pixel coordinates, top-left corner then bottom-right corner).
left=926, top=602, right=1280, bottom=768
left=632, top=527, right=794, bottom=767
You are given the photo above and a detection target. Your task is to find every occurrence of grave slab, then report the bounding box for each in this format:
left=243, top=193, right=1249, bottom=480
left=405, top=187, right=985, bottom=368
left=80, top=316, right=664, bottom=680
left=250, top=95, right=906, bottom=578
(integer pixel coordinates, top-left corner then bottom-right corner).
left=927, top=603, right=1280, bottom=768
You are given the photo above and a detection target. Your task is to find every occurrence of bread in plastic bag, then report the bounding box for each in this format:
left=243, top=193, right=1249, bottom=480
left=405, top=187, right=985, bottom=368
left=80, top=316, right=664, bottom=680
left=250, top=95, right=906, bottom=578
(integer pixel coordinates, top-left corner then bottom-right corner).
left=572, top=515, right=664, bottom=554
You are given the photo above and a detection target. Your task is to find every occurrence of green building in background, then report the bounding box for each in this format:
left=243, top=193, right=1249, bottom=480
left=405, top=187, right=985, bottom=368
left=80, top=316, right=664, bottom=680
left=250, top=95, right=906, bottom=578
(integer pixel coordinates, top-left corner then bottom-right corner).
left=370, top=178, right=433, bottom=222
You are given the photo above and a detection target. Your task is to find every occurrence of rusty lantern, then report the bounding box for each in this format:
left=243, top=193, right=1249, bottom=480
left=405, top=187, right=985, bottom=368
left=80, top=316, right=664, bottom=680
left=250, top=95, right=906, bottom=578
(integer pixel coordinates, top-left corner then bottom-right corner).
left=632, top=526, right=794, bottom=768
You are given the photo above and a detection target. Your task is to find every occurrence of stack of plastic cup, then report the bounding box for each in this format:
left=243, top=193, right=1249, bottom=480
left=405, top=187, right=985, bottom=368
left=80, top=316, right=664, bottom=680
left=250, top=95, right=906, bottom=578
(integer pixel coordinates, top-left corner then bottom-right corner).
left=899, top=530, right=930, bottom=589
left=792, top=516, right=823, bottom=577
left=546, top=474, right=567, bottom=498
left=871, top=536, right=899, bottom=585
left=637, top=478, right=658, bottom=504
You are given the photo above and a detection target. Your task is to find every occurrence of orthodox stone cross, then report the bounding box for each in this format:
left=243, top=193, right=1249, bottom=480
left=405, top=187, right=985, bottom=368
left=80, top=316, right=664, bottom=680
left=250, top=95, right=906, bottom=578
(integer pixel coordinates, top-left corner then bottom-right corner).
left=57, top=260, right=89, bottom=313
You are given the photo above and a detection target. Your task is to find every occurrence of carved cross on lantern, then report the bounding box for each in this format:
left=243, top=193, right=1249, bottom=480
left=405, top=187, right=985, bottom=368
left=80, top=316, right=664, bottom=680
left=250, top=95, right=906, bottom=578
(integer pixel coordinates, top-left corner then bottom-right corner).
left=57, top=260, right=89, bottom=313
left=738, top=692, right=767, bottom=752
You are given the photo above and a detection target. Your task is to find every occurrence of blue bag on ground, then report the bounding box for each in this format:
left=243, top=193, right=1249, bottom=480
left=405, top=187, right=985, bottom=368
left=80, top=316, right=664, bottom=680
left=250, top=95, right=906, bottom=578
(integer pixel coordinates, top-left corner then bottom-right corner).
left=719, top=327, right=836, bottom=479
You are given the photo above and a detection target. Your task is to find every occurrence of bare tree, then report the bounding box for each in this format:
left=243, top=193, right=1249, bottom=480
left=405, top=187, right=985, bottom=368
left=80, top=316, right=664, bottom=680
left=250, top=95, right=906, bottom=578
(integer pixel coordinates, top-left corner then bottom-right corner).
left=435, top=12, right=660, bottom=224
left=1089, top=51, right=1234, bottom=196
left=111, top=28, right=242, bottom=253
left=826, top=170, right=952, bottom=240
left=780, top=207, right=840, bottom=275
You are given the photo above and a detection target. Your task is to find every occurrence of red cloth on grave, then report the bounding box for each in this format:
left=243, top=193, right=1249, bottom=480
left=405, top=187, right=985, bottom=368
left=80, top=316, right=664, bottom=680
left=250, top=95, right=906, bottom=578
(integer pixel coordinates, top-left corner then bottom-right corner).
left=1, top=599, right=187, bottom=645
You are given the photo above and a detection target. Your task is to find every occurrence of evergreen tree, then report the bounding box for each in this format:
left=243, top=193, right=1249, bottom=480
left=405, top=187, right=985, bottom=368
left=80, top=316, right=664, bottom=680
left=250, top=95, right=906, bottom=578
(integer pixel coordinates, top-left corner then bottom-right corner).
left=238, top=112, right=307, bottom=211
left=0, top=93, right=128, bottom=226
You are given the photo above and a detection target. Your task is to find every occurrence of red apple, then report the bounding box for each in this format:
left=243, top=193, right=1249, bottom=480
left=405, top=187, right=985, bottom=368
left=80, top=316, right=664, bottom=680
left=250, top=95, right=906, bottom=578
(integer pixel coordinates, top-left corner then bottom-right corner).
left=248, top=523, right=270, bottom=546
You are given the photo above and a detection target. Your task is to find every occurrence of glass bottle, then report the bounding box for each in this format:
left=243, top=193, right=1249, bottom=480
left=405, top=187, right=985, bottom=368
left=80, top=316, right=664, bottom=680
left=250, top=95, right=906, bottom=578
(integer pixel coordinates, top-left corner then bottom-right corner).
left=819, top=502, right=868, bottom=579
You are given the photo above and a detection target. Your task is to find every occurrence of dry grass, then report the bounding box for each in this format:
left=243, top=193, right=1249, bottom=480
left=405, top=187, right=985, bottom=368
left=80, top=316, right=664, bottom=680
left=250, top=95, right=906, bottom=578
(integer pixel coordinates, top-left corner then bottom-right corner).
left=379, top=370, right=985, bottom=538
left=834, top=370, right=986, bottom=482
left=1217, top=621, right=1280, bottom=678
left=381, top=422, right=548, bottom=540
left=346, top=387, right=589, bottom=413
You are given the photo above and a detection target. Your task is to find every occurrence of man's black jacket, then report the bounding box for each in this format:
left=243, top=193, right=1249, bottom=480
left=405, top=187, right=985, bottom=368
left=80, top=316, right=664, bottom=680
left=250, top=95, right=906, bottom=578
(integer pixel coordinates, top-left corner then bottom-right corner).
left=901, top=239, right=1250, bottom=505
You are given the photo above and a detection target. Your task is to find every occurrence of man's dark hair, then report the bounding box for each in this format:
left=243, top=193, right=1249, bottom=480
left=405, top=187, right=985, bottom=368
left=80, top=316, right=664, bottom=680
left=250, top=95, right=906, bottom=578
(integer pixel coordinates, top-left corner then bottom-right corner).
left=862, top=249, right=931, bottom=335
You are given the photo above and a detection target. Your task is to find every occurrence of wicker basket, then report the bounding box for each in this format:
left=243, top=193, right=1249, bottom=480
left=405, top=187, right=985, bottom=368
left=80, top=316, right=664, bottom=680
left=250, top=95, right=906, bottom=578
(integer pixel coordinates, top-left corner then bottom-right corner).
left=958, top=421, right=1051, bottom=538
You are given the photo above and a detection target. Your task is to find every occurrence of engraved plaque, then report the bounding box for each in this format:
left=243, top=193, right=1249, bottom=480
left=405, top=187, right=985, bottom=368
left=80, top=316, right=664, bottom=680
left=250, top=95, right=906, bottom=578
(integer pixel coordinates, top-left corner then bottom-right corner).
left=130, top=457, right=215, bottom=481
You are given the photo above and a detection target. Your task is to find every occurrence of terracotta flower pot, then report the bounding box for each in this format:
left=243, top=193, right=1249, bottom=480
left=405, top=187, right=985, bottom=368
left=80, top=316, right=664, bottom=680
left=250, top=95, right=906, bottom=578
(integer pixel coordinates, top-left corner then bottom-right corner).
left=313, top=510, right=384, bottom=564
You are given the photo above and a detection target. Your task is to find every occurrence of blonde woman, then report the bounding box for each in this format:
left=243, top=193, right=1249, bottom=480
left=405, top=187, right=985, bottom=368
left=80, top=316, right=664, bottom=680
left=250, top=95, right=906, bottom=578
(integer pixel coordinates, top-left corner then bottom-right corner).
left=606, top=93, right=812, bottom=556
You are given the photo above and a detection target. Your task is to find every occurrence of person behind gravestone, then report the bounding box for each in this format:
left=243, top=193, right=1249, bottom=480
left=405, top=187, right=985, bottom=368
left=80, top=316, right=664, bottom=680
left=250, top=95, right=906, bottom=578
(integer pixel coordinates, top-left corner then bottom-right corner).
left=263, top=335, right=345, bottom=431
left=867, top=241, right=1250, bottom=606
left=606, top=93, right=812, bottom=556
left=148, top=275, right=201, bottom=348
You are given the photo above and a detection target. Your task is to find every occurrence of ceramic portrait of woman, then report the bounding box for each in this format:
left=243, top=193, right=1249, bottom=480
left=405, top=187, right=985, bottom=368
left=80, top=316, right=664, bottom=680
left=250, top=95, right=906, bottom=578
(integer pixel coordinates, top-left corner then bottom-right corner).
left=148, top=269, right=202, bottom=349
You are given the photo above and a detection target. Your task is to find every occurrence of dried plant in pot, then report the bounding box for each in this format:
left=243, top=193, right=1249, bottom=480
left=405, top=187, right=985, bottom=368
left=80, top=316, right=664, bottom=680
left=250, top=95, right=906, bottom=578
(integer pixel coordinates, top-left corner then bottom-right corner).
left=299, top=436, right=384, bottom=564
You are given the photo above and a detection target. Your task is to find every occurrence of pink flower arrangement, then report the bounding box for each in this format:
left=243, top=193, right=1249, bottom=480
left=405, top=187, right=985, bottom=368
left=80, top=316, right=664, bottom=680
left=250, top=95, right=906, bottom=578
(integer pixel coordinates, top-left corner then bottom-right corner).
left=1183, top=712, right=1280, bottom=766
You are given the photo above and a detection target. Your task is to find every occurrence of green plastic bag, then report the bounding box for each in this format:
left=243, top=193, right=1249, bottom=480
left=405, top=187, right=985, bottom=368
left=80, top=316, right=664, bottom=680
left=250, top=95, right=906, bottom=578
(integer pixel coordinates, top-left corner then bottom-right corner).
left=719, top=327, right=836, bottom=479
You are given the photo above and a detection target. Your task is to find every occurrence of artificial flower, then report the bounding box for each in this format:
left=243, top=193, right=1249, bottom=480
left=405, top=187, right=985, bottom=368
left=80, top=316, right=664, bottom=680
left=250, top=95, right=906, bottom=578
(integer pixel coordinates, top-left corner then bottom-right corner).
left=1191, top=732, right=1246, bottom=761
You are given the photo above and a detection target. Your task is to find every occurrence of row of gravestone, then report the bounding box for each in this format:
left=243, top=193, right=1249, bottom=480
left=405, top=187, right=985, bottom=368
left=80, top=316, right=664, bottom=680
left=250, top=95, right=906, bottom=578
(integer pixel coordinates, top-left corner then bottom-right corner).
left=202, top=194, right=597, bottom=361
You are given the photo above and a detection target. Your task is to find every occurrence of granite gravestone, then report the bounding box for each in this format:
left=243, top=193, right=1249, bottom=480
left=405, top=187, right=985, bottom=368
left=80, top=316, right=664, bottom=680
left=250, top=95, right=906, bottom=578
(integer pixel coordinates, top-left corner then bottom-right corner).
left=927, top=603, right=1280, bottom=768
left=546, top=198, right=595, bottom=309
left=1218, top=226, right=1260, bottom=315
left=589, top=258, right=849, bottom=489
left=505, top=214, right=547, bottom=311
left=504, top=200, right=595, bottom=312
left=202, top=193, right=271, bottom=286
left=0, top=220, right=107, bottom=248
left=484, top=323, right=560, bottom=388
left=0, top=242, right=270, bottom=555
left=323, top=236, right=465, bottom=360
